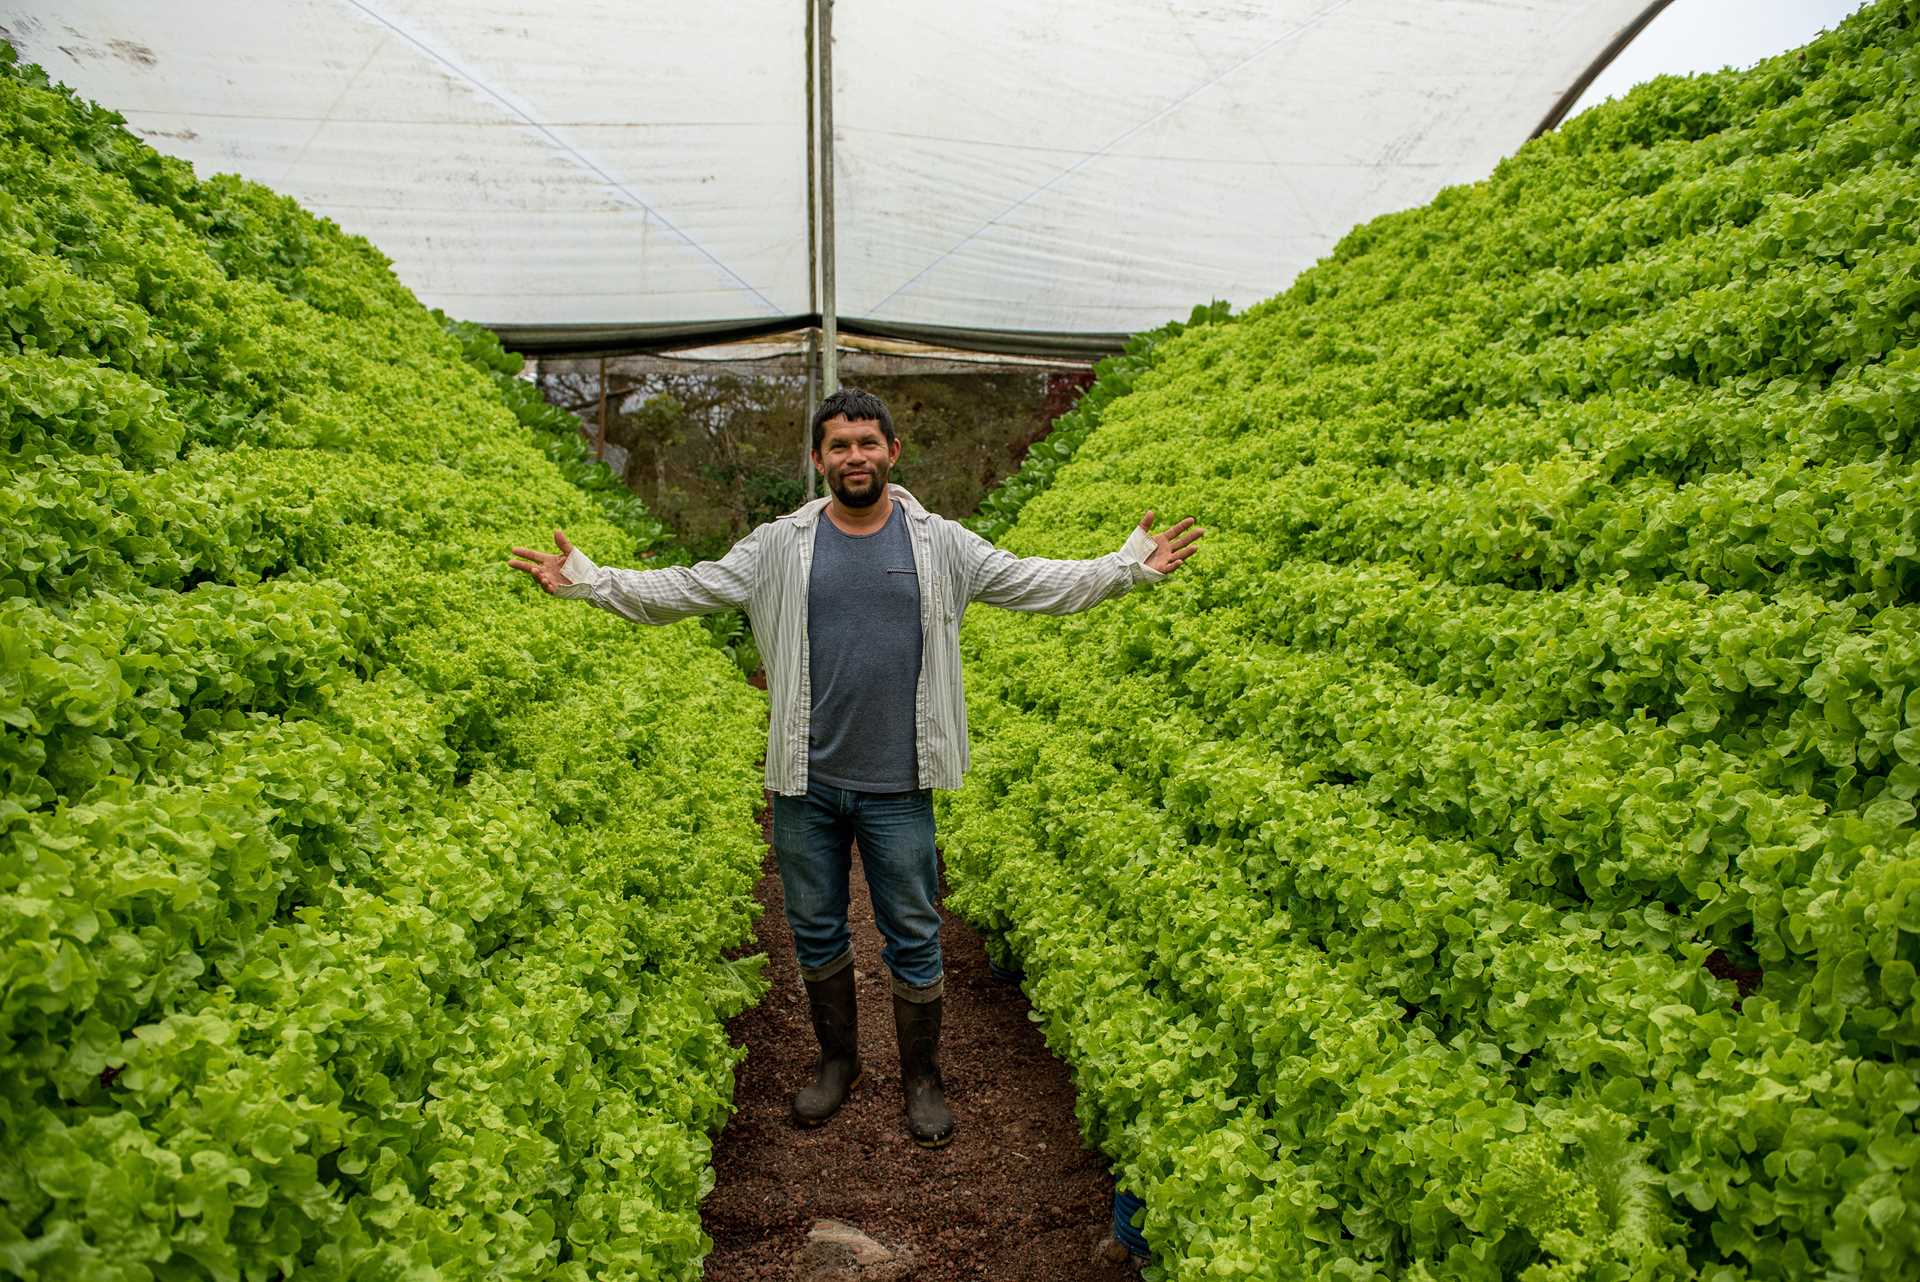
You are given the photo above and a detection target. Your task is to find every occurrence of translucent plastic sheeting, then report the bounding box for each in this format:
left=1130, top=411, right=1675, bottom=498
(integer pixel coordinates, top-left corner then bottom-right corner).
left=2, top=2, right=809, bottom=328
left=834, top=0, right=1646, bottom=334
left=6, top=1, right=1651, bottom=341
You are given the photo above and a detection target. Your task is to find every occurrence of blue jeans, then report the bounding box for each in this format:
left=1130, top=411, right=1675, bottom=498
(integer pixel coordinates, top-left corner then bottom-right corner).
left=772, top=781, right=944, bottom=1001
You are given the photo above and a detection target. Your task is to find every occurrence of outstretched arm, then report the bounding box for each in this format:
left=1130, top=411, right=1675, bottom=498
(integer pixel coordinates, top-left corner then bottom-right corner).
left=968, top=510, right=1204, bottom=614
left=507, top=527, right=760, bottom=625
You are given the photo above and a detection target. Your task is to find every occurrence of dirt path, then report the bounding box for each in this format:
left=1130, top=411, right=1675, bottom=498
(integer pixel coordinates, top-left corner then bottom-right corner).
left=700, top=800, right=1139, bottom=1281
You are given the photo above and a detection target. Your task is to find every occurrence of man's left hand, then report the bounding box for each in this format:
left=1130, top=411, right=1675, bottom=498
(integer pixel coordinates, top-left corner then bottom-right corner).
left=1139, top=510, right=1204, bottom=575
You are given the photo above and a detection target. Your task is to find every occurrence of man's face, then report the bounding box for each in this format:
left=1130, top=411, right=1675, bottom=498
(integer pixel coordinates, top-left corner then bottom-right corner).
left=813, top=416, right=899, bottom=509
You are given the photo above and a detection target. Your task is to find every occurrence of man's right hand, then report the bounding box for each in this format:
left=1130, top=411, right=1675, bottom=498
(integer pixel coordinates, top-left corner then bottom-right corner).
left=508, top=529, right=578, bottom=594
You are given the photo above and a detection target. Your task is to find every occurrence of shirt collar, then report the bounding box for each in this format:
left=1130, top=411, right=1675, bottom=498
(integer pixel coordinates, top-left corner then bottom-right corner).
left=789, top=484, right=930, bottom=528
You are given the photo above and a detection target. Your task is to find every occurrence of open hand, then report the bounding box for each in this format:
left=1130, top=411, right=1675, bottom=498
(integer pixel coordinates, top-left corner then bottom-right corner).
left=1140, top=510, right=1203, bottom=575
left=508, top=529, right=577, bottom=593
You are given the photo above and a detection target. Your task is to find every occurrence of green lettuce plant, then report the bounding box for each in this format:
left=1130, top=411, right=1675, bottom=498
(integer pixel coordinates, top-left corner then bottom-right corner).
left=1, top=43, right=768, bottom=1281
left=943, top=3, right=1920, bottom=1278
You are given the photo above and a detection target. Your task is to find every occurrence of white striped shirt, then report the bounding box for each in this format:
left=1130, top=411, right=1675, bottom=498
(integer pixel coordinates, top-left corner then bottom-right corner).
left=556, top=485, right=1165, bottom=794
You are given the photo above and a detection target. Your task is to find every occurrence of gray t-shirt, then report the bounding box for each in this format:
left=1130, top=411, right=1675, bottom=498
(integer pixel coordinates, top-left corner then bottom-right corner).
left=807, top=503, right=922, bottom=791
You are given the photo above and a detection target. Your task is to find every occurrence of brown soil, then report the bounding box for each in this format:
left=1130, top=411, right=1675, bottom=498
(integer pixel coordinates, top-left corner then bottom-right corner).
left=700, top=798, right=1139, bottom=1282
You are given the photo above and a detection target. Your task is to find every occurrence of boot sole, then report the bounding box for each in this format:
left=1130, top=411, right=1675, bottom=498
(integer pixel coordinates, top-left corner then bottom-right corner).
left=793, top=1069, right=862, bottom=1127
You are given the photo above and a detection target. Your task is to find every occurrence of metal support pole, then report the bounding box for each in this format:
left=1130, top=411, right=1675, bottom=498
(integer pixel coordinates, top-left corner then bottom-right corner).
left=804, top=0, right=819, bottom=499
left=804, top=331, right=819, bottom=497
left=596, top=355, right=608, bottom=460
left=818, top=0, right=839, bottom=402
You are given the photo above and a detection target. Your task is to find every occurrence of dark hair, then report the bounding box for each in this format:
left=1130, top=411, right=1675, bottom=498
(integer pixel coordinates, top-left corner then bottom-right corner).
left=810, top=387, right=895, bottom=453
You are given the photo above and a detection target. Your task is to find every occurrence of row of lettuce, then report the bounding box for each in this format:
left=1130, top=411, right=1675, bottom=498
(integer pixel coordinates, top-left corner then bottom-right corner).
left=1, top=45, right=769, bottom=1282
left=941, top=3, right=1920, bottom=1279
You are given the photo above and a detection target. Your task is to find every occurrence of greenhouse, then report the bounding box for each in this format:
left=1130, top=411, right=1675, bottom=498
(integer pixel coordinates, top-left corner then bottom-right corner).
left=2, top=1, right=1916, bottom=1279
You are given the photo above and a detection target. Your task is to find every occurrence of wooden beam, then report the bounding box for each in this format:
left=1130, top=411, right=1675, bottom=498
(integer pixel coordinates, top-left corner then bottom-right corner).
left=596, top=355, right=608, bottom=459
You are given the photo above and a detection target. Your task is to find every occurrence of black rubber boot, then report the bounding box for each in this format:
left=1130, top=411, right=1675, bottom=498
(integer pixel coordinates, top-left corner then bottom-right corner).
left=792, top=965, right=861, bottom=1127
left=893, top=992, right=955, bottom=1148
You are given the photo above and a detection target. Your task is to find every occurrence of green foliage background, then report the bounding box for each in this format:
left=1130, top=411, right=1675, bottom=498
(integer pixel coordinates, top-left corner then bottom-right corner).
left=941, top=3, right=1920, bottom=1278
left=0, top=45, right=768, bottom=1282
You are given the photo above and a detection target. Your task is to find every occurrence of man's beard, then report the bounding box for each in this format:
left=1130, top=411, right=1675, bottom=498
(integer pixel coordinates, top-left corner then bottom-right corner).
left=828, top=460, right=888, bottom=508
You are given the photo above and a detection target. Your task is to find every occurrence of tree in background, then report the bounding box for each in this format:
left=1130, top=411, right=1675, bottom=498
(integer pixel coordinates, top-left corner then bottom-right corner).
left=535, top=364, right=1093, bottom=561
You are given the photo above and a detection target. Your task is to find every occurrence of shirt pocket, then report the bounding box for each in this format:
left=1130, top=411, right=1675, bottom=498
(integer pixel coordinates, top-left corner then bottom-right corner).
left=881, top=565, right=926, bottom=617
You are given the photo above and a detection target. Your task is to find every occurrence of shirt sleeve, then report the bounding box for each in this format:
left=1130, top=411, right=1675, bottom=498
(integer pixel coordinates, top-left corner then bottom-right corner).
left=551, top=526, right=762, bottom=625
left=963, top=521, right=1165, bottom=615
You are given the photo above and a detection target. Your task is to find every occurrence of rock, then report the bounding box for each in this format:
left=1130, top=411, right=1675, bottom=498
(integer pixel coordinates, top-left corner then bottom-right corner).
left=1091, top=1227, right=1151, bottom=1271
left=811, top=1220, right=896, bottom=1268
left=1093, top=1231, right=1133, bottom=1265
left=792, top=1219, right=914, bottom=1282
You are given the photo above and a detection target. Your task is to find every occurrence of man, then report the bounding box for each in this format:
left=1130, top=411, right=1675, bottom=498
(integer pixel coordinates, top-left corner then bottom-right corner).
left=508, top=387, right=1202, bottom=1148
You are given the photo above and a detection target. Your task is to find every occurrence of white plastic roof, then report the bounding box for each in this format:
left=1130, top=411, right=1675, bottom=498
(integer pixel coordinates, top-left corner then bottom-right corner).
left=5, top=1, right=1653, bottom=347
